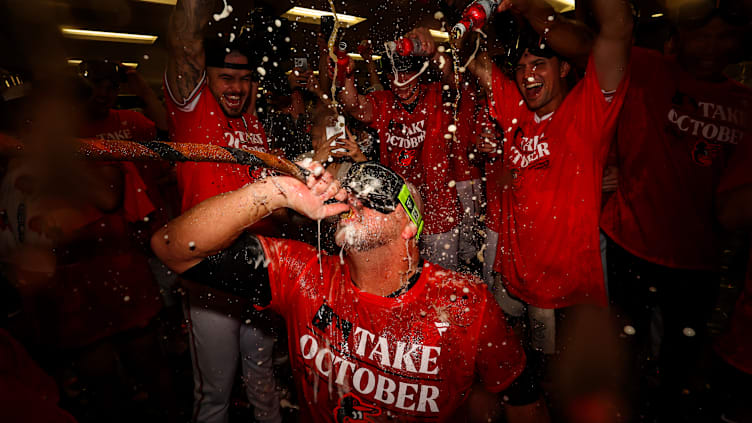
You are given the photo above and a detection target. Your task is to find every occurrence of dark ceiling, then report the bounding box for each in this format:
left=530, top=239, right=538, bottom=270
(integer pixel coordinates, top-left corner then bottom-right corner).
left=2, top=0, right=668, bottom=90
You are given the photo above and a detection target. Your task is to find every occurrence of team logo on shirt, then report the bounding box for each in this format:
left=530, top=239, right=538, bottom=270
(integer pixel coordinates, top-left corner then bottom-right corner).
left=334, top=393, right=382, bottom=422
left=397, top=149, right=416, bottom=167
left=667, top=91, right=748, bottom=166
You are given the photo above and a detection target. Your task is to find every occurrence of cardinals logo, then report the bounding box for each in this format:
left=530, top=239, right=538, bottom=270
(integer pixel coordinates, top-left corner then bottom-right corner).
left=334, top=394, right=381, bottom=423
left=691, top=139, right=723, bottom=167
left=397, top=149, right=416, bottom=167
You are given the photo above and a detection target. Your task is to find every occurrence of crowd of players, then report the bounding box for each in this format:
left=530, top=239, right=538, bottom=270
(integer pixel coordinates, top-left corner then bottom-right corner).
left=1, top=0, right=751, bottom=422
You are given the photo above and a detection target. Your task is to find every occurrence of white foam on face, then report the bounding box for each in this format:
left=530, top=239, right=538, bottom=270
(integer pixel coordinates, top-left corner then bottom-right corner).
left=212, top=0, right=233, bottom=21
left=527, top=76, right=535, bottom=82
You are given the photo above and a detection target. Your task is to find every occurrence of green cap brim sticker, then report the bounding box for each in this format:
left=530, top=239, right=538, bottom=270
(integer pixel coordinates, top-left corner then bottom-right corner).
left=398, top=184, right=424, bottom=240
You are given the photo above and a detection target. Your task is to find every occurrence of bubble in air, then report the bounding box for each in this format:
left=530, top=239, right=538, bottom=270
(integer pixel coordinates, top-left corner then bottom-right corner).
left=448, top=124, right=457, bottom=133
left=257, top=67, right=267, bottom=76
left=683, top=327, right=696, bottom=337
left=434, top=11, right=444, bottom=20
left=623, top=325, right=636, bottom=335
left=123, top=295, right=130, bottom=302
left=274, top=19, right=282, bottom=27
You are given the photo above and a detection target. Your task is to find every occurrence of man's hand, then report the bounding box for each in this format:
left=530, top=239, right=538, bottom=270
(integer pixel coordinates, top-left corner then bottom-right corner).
left=331, top=127, right=367, bottom=163
left=280, top=161, right=349, bottom=221
left=602, top=166, right=618, bottom=192
left=358, top=40, right=374, bottom=62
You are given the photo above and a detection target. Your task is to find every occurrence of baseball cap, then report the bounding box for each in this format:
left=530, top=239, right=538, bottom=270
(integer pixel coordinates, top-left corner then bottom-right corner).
left=342, top=162, right=424, bottom=239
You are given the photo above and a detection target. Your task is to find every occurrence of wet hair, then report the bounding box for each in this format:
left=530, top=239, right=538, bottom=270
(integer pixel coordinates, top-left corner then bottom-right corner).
left=492, top=13, right=561, bottom=76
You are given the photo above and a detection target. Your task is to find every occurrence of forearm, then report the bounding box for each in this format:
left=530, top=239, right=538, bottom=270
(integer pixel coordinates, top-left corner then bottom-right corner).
left=166, top=0, right=214, bottom=100
left=591, top=0, right=633, bottom=91
left=152, top=177, right=287, bottom=274
left=466, top=52, right=494, bottom=94
left=140, top=91, right=169, bottom=132
left=519, top=0, right=594, bottom=68
left=339, top=77, right=372, bottom=122
left=366, top=61, right=382, bottom=89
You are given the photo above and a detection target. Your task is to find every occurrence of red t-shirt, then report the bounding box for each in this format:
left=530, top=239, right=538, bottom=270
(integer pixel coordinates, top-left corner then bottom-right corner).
left=367, top=83, right=460, bottom=235
left=600, top=47, right=752, bottom=270
left=714, top=138, right=752, bottom=375
left=80, top=108, right=156, bottom=142
left=79, top=109, right=164, bottom=224
left=489, top=55, right=629, bottom=309
left=258, top=236, right=525, bottom=422
left=165, top=73, right=271, bottom=213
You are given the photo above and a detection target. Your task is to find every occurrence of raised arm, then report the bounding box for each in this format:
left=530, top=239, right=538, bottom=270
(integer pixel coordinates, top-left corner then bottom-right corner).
left=339, top=62, right=375, bottom=123
left=508, top=0, right=594, bottom=69
left=166, top=0, right=214, bottom=102
left=588, top=0, right=633, bottom=91
left=151, top=162, right=348, bottom=274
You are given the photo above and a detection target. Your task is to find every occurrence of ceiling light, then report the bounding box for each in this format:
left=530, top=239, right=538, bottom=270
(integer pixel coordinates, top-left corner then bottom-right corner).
left=133, top=0, right=177, bottom=4
left=67, top=59, right=140, bottom=68
left=429, top=30, right=450, bottom=42
left=281, top=7, right=366, bottom=27
left=651, top=13, right=664, bottom=18
left=61, top=27, right=158, bottom=44
left=348, top=53, right=382, bottom=61
left=547, top=0, right=575, bottom=12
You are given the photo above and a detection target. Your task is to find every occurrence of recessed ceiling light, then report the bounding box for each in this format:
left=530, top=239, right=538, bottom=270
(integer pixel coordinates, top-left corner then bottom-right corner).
left=429, top=30, right=450, bottom=42
left=547, top=0, right=575, bottom=12
left=61, top=27, right=158, bottom=44
left=347, top=53, right=382, bottom=61
left=67, top=59, right=139, bottom=68
left=133, top=0, right=177, bottom=4
left=281, top=7, right=366, bottom=27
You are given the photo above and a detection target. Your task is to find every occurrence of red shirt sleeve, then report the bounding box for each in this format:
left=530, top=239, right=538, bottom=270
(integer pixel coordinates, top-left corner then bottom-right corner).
left=257, top=236, right=319, bottom=314
left=571, top=54, right=632, bottom=160
left=474, top=295, right=526, bottom=392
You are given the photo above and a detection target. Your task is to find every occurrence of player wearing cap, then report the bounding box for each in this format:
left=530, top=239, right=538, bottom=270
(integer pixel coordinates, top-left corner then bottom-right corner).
left=339, top=43, right=462, bottom=271
left=165, top=0, right=280, bottom=422
left=152, top=160, right=549, bottom=422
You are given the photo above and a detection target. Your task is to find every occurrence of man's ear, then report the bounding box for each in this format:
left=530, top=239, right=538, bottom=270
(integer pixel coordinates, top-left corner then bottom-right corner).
left=401, top=221, right=418, bottom=240
left=559, top=60, right=572, bottom=79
